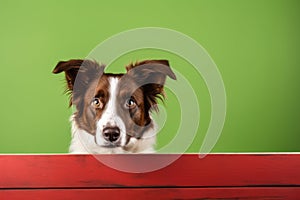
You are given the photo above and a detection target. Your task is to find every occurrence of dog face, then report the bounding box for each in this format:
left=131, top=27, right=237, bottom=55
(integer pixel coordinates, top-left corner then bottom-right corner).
left=53, top=59, right=176, bottom=152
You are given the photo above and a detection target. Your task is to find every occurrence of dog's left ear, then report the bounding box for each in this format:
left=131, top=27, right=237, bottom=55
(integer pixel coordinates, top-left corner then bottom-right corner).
left=126, top=60, right=176, bottom=109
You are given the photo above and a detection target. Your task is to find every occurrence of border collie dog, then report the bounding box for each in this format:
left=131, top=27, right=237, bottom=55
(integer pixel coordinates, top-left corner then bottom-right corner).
left=53, top=59, right=176, bottom=153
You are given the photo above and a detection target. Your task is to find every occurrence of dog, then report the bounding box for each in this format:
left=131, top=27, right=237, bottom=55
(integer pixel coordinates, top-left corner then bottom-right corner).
left=53, top=59, right=176, bottom=153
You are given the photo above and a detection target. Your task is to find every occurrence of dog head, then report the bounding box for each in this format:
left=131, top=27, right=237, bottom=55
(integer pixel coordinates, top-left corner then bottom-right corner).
left=53, top=59, right=176, bottom=151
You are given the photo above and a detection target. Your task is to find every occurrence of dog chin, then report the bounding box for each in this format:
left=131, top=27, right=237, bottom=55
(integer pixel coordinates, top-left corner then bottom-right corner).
left=100, top=144, right=122, bottom=148
left=98, top=142, right=125, bottom=150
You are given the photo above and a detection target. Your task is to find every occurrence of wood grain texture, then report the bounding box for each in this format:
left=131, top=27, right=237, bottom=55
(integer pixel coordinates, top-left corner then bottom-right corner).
left=0, top=154, right=299, bottom=189
left=1, top=188, right=299, bottom=200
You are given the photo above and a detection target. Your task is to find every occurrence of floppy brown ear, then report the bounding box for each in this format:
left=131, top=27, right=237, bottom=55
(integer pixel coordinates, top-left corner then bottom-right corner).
left=126, top=60, right=176, bottom=81
left=126, top=60, right=176, bottom=110
left=53, top=59, right=104, bottom=90
left=52, top=59, right=84, bottom=90
left=53, top=59, right=104, bottom=106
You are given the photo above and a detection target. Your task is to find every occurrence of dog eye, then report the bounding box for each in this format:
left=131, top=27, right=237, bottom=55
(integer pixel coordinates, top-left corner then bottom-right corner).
left=91, top=98, right=103, bottom=109
left=125, top=98, right=136, bottom=109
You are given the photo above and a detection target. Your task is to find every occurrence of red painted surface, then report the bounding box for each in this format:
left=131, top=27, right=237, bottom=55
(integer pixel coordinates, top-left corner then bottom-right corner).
left=0, top=154, right=299, bottom=199
left=1, top=188, right=299, bottom=200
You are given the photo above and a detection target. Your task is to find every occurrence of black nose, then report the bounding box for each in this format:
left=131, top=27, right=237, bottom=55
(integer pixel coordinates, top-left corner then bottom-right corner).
left=103, top=127, right=120, bottom=142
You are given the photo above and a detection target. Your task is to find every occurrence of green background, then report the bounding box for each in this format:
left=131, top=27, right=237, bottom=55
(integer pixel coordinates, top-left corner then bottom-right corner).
left=0, top=0, right=299, bottom=153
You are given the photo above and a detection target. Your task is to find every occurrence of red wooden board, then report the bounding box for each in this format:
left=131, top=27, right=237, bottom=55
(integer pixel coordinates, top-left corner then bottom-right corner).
left=1, top=154, right=300, bottom=199
left=1, top=188, right=299, bottom=200
left=0, top=154, right=299, bottom=189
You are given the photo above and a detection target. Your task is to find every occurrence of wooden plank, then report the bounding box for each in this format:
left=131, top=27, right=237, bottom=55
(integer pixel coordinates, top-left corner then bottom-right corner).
left=0, top=154, right=299, bottom=188
left=1, top=187, right=300, bottom=200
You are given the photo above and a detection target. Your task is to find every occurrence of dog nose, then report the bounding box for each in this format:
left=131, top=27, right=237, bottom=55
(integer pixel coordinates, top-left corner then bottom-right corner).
left=103, top=127, right=120, bottom=142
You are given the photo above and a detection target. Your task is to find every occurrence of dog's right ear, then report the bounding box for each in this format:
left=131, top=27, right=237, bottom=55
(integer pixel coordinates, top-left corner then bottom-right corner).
left=53, top=59, right=105, bottom=106
left=53, top=59, right=104, bottom=90
left=53, top=59, right=84, bottom=90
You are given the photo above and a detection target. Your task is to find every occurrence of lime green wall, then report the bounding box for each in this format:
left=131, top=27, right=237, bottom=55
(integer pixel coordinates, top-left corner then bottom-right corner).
left=0, top=0, right=299, bottom=153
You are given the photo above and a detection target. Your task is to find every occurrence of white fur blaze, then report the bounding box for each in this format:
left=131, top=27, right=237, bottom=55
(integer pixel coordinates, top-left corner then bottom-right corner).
left=95, top=77, right=127, bottom=146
